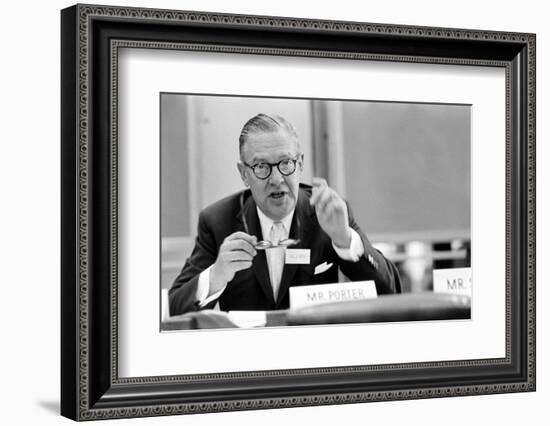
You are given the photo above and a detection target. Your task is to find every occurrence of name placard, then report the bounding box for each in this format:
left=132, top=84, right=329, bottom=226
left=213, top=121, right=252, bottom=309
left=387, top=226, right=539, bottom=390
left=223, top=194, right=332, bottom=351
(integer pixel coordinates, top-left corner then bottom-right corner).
left=289, top=281, right=377, bottom=309
left=433, top=267, right=472, bottom=297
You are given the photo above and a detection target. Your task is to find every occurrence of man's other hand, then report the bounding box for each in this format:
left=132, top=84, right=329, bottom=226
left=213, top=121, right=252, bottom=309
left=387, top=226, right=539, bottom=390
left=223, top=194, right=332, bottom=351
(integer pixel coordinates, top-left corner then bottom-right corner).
left=310, top=177, right=352, bottom=249
left=210, top=232, right=258, bottom=293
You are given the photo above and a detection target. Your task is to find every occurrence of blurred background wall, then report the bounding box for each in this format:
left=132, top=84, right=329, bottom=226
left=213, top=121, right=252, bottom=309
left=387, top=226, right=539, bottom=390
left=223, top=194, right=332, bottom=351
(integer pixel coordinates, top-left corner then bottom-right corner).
left=161, top=94, right=471, bottom=293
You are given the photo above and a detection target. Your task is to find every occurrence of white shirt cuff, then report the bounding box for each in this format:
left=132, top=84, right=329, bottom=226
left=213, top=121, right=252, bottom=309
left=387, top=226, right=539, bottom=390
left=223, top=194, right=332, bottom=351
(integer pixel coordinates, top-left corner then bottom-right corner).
left=332, top=228, right=365, bottom=262
left=196, top=265, right=226, bottom=307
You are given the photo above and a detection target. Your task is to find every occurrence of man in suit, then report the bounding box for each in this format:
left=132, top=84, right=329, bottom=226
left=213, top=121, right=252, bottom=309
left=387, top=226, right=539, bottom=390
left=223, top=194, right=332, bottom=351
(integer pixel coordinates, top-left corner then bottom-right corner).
left=169, top=113, right=401, bottom=316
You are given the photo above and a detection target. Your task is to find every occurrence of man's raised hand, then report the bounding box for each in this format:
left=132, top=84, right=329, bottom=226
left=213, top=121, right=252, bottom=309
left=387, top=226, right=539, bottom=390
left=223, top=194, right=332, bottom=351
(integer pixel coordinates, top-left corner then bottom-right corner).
left=310, top=177, right=352, bottom=249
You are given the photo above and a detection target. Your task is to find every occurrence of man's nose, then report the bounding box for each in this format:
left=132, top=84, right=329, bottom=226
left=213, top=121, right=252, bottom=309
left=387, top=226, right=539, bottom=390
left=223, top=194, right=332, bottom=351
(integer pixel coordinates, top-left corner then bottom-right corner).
left=268, top=167, right=284, bottom=185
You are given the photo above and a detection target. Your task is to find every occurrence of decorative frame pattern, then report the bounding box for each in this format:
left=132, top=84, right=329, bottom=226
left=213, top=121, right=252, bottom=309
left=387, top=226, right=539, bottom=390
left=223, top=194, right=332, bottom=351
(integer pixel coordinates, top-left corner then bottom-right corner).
left=61, top=4, right=535, bottom=421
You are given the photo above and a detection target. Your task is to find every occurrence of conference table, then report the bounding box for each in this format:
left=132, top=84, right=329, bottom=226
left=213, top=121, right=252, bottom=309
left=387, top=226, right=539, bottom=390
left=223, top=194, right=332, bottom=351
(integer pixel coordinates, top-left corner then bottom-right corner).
left=162, top=292, right=471, bottom=331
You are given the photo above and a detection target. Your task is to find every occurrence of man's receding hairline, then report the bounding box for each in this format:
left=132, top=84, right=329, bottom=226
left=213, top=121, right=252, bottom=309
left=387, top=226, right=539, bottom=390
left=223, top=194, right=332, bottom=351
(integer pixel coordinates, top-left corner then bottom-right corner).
left=239, top=113, right=299, bottom=158
left=239, top=128, right=300, bottom=161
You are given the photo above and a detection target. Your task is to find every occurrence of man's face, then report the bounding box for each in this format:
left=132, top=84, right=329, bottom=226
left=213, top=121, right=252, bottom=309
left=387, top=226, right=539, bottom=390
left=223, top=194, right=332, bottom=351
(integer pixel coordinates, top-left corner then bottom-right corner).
left=237, top=129, right=303, bottom=221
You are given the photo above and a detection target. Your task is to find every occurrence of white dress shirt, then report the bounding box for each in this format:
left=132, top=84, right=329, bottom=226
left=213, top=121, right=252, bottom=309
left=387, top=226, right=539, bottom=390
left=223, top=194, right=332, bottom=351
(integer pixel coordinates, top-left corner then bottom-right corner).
left=195, top=207, right=365, bottom=307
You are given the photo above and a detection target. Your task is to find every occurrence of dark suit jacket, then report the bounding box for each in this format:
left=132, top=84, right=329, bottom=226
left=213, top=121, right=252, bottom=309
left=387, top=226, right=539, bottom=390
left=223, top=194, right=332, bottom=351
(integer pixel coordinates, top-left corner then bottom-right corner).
left=169, top=184, right=401, bottom=315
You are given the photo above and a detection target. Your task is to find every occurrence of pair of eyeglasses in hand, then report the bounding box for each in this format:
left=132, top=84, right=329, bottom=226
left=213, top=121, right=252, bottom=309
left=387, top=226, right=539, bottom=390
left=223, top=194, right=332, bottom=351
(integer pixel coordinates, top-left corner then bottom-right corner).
left=253, top=238, right=300, bottom=250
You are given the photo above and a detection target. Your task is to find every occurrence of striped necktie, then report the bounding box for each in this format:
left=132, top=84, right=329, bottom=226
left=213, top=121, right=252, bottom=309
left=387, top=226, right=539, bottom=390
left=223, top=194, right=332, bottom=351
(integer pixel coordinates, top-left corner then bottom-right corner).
left=267, top=221, right=285, bottom=300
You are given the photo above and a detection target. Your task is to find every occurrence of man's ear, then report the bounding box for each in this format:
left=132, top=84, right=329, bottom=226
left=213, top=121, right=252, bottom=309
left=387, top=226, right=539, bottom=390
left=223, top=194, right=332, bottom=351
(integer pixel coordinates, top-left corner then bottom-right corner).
left=237, top=162, right=249, bottom=187
left=298, top=153, right=305, bottom=172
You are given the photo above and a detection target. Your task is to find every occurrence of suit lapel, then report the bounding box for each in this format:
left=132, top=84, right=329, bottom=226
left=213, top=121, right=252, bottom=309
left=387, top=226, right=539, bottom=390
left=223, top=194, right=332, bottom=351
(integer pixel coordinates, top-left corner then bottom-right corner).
left=276, top=191, right=315, bottom=307
left=238, top=193, right=275, bottom=306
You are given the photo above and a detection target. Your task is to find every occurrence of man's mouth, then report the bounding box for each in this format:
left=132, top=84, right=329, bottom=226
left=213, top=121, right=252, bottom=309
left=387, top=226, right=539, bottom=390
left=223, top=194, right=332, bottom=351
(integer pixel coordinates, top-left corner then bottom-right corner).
left=270, top=191, right=286, bottom=200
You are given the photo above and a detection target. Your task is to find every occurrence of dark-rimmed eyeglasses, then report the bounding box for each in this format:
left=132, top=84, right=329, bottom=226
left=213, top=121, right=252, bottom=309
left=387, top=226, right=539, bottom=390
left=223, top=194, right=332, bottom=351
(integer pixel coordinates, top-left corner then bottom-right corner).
left=243, top=157, right=299, bottom=180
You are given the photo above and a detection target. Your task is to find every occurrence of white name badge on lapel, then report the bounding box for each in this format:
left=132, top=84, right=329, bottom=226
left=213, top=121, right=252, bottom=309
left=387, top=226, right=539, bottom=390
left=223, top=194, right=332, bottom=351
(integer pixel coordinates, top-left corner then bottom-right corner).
left=285, top=249, right=310, bottom=264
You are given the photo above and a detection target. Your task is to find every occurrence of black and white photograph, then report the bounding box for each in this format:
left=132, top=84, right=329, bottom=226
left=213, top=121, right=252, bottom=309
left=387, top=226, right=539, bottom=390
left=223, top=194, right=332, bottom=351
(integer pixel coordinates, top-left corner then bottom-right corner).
left=160, top=94, right=472, bottom=330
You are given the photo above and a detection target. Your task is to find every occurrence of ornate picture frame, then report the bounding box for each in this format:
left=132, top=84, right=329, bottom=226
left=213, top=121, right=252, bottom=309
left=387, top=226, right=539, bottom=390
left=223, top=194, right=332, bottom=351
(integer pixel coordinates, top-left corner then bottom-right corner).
left=61, top=3, right=535, bottom=420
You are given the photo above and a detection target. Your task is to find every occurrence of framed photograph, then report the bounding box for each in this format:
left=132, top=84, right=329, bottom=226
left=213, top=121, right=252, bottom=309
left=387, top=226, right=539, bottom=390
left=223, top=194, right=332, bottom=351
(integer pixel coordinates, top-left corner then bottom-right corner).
left=61, top=3, right=535, bottom=420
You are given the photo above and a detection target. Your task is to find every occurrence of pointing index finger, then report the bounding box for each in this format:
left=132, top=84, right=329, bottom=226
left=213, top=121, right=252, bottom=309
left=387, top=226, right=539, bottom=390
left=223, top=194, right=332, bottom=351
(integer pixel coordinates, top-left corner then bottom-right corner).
left=311, top=177, right=328, bottom=188
left=310, top=177, right=329, bottom=206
